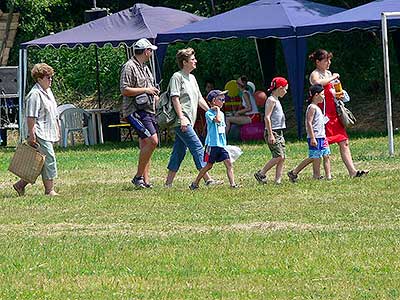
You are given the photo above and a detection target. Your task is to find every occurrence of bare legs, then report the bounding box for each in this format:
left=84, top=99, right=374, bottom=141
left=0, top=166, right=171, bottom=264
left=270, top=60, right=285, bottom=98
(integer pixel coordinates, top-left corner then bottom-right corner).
left=166, top=169, right=211, bottom=186
left=135, top=134, right=158, bottom=184
left=193, top=163, right=214, bottom=186
left=338, top=139, right=357, bottom=177
left=290, top=156, right=331, bottom=179
left=191, top=159, right=235, bottom=188
left=43, top=179, right=58, bottom=196
left=258, top=156, right=285, bottom=184
left=223, top=159, right=235, bottom=186
left=13, top=178, right=58, bottom=196
left=225, top=116, right=251, bottom=134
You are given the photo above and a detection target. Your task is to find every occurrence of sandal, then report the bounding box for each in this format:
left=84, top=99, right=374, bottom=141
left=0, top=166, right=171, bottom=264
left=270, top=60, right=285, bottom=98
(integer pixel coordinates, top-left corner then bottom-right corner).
left=354, top=170, right=369, bottom=178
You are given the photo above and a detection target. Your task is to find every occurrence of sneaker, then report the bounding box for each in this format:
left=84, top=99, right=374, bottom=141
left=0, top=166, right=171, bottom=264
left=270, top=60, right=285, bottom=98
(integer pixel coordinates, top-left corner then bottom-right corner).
left=205, top=179, right=223, bottom=186
left=230, top=184, right=240, bottom=188
left=144, top=182, right=153, bottom=188
left=287, top=170, right=298, bottom=183
left=131, top=176, right=146, bottom=189
left=189, top=182, right=199, bottom=190
left=254, top=171, right=267, bottom=184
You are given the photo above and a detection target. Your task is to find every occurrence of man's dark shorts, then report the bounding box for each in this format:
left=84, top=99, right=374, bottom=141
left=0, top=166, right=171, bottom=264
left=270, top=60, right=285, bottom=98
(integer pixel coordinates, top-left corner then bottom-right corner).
left=136, top=110, right=158, bottom=139
left=204, top=146, right=230, bottom=163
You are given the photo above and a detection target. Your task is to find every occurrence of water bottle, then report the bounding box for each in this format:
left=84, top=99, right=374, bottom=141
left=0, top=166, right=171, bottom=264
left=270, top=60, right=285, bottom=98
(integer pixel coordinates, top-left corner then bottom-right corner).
left=127, top=112, right=151, bottom=137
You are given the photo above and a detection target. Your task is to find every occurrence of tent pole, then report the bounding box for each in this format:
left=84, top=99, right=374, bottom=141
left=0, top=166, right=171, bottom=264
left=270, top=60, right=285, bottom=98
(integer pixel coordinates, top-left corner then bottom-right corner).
left=18, top=48, right=27, bottom=142
left=382, top=12, right=395, bottom=157
left=151, top=51, right=156, bottom=83
left=254, top=38, right=265, bottom=85
left=95, top=46, right=101, bottom=108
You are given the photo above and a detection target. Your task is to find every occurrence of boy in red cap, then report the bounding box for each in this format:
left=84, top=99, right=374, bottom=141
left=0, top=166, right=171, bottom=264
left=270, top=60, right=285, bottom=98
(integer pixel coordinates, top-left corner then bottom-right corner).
left=254, top=77, right=288, bottom=184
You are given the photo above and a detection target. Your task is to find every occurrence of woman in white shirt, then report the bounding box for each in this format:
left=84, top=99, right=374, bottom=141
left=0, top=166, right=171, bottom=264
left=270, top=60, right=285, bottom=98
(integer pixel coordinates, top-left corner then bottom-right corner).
left=13, top=63, right=60, bottom=196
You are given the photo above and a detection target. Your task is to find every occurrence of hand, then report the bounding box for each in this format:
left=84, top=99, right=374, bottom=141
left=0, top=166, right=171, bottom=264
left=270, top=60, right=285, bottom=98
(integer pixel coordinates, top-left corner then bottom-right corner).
left=234, top=111, right=241, bottom=117
left=180, top=116, right=189, bottom=132
left=146, top=86, right=160, bottom=96
left=268, top=134, right=276, bottom=145
left=332, top=73, right=340, bottom=80
left=311, top=138, right=317, bottom=147
left=27, top=134, right=37, bottom=147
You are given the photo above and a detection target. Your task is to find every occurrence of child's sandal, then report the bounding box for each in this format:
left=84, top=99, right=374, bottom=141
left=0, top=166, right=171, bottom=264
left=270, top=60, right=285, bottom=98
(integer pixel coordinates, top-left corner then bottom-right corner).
left=354, top=170, right=369, bottom=177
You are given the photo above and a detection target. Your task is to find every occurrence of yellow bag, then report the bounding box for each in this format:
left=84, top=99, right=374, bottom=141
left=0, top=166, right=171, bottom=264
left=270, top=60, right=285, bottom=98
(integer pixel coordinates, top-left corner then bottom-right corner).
left=8, top=142, right=46, bottom=184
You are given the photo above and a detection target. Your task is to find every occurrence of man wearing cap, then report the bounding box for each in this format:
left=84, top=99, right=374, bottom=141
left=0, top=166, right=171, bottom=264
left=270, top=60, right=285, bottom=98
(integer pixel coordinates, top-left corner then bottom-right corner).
left=120, top=38, right=160, bottom=188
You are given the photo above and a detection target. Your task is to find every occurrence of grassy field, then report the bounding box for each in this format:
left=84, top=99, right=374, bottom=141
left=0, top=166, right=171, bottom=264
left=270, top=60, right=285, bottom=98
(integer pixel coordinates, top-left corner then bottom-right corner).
left=0, top=134, right=400, bottom=299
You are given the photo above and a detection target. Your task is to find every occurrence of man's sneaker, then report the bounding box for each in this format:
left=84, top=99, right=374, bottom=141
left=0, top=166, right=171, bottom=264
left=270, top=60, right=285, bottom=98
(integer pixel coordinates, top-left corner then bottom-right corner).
left=131, top=176, right=146, bottom=189
left=189, top=182, right=199, bottom=190
left=287, top=170, right=298, bottom=183
left=254, top=171, right=267, bottom=184
left=205, top=179, right=224, bottom=186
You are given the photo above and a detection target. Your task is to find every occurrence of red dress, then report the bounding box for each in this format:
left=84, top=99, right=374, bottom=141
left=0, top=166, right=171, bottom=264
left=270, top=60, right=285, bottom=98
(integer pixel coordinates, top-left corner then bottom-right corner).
left=318, top=82, right=348, bottom=144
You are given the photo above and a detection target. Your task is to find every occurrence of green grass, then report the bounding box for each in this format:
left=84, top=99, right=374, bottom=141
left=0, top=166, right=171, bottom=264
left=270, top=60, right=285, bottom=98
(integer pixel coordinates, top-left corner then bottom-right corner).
left=0, top=135, right=400, bottom=299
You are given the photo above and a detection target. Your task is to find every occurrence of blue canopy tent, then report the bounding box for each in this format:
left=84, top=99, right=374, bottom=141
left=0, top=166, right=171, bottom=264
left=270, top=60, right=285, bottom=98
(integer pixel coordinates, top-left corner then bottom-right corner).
left=297, top=0, right=400, bottom=37
left=17, top=3, right=204, bottom=135
left=157, top=0, right=345, bottom=137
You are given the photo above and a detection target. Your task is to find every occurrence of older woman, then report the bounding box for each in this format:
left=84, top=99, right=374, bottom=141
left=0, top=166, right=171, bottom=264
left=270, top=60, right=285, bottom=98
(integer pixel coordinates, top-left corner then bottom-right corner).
left=13, top=63, right=60, bottom=196
left=225, top=75, right=260, bottom=133
left=309, top=49, right=368, bottom=177
left=165, top=48, right=218, bottom=187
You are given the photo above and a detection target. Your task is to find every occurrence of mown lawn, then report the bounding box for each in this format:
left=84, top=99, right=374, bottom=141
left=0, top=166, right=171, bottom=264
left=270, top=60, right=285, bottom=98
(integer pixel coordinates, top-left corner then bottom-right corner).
left=0, top=134, right=399, bottom=299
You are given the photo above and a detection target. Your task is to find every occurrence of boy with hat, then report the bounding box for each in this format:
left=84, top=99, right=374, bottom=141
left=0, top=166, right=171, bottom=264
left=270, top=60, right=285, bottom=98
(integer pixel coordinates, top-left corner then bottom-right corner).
left=189, top=90, right=238, bottom=189
left=254, top=76, right=288, bottom=184
left=287, top=84, right=332, bottom=182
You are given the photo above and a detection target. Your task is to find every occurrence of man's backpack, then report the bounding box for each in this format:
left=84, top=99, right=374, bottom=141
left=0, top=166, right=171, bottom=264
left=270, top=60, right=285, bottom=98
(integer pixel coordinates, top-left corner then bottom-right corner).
left=156, top=86, right=177, bottom=129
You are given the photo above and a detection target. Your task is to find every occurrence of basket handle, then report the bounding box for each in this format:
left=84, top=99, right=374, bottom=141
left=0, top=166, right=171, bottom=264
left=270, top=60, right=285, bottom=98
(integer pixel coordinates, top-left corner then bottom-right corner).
left=22, top=140, right=41, bottom=151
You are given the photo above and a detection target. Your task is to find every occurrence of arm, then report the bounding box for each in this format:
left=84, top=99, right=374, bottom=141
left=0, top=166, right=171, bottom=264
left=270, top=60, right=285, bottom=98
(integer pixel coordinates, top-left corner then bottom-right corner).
left=213, top=107, right=222, bottom=123
left=264, top=99, right=276, bottom=144
left=306, top=106, right=317, bottom=146
left=310, top=71, right=340, bottom=86
left=121, top=86, right=159, bottom=97
left=171, top=95, right=189, bottom=131
left=27, top=117, right=37, bottom=146
left=120, top=65, right=159, bottom=97
left=198, top=97, right=210, bottom=112
left=235, top=91, right=252, bottom=116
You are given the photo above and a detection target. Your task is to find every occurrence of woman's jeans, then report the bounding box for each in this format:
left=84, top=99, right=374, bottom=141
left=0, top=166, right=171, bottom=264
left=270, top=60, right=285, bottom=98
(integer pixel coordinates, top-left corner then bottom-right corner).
left=167, top=125, right=205, bottom=172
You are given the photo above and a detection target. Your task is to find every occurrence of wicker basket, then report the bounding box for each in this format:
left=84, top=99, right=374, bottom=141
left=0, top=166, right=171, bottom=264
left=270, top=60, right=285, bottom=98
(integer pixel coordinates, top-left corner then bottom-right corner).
left=8, top=142, right=46, bottom=184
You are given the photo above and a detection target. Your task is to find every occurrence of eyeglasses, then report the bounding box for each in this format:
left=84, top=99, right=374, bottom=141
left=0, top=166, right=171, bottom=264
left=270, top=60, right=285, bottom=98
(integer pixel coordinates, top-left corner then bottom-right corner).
left=216, top=96, right=225, bottom=102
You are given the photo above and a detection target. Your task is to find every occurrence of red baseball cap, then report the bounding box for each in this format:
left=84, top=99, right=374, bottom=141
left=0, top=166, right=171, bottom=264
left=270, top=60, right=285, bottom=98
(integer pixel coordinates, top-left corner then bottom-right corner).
left=268, top=77, right=288, bottom=91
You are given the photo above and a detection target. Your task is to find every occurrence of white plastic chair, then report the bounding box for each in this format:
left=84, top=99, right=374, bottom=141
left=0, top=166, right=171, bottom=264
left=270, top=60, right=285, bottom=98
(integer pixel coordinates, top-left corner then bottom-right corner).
left=57, top=103, right=76, bottom=115
left=59, top=107, right=90, bottom=147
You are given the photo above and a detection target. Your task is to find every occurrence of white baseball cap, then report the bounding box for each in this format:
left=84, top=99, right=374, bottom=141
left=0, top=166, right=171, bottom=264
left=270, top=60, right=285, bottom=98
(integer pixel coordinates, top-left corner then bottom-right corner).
left=133, top=38, right=158, bottom=50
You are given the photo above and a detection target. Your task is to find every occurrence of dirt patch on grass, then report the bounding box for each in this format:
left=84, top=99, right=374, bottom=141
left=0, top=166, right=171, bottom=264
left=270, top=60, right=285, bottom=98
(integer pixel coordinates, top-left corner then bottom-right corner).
left=0, top=221, right=397, bottom=238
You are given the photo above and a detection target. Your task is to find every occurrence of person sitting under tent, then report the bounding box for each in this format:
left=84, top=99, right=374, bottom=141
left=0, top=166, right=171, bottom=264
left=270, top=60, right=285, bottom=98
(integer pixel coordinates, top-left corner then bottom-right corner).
left=225, top=75, right=260, bottom=134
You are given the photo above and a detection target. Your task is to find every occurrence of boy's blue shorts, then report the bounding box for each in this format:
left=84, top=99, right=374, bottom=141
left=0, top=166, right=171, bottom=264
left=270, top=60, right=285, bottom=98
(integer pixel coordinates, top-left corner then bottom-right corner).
left=204, top=146, right=230, bottom=163
left=307, top=137, right=331, bottom=159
